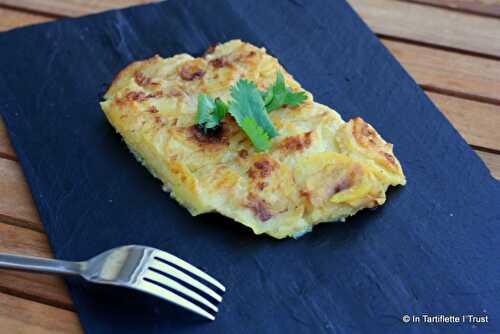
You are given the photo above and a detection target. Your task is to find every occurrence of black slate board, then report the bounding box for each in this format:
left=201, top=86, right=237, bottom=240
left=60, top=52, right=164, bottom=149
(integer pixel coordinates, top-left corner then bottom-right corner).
left=1, top=1, right=499, bottom=333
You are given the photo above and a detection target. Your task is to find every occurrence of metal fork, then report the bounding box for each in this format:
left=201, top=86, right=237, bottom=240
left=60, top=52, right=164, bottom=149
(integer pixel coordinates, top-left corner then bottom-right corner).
left=0, top=245, right=225, bottom=320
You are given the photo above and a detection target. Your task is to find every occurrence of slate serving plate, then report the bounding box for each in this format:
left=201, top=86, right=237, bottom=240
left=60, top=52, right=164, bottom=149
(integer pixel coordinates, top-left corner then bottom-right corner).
left=1, top=0, right=499, bottom=333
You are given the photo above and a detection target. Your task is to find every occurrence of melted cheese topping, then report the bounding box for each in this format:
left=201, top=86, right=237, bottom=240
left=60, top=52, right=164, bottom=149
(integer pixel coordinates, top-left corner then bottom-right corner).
left=101, top=40, right=406, bottom=239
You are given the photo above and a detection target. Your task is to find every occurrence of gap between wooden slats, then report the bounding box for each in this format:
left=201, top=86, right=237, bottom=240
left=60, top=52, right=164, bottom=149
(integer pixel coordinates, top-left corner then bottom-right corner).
left=0, top=223, right=74, bottom=310
left=2, top=0, right=500, bottom=58
left=0, top=291, right=81, bottom=333
left=348, top=0, right=500, bottom=59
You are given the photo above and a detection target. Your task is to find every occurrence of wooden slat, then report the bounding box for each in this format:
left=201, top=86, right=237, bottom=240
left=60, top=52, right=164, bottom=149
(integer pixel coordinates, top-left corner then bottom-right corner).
left=477, top=151, right=500, bottom=180
left=382, top=38, right=500, bottom=105
left=4, top=0, right=500, bottom=58
left=0, top=292, right=81, bottom=333
left=405, top=0, right=500, bottom=18
left=0, top=221, right=51, bottom=256
left=0, top=223, right=73, bottom=309
left=0, top=6, right=53, bottom=32
left=349, top=0, right=500, bottom=58
left=0, top=0, right=157, bottom=17
left=0, top=117, right=16, bottom=160
left=0, top=158, right=42, bottom=230
left=427, top=92, right=500, bottom=151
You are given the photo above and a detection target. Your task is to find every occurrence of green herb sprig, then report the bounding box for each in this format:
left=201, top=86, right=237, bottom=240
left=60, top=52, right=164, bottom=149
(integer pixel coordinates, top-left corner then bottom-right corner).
left=195, top=72, right=307, bottom=151
left=262, top=73, right=307, bottom=112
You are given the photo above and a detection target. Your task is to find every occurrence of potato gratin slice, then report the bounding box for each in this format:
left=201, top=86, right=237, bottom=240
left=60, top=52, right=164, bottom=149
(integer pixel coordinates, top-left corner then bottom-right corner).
left=101, top=40, right=406, bottom=239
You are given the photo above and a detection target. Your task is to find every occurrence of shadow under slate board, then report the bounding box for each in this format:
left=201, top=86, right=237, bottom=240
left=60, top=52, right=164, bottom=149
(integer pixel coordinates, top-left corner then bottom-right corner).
left=0, top=0, right=499, bottom=333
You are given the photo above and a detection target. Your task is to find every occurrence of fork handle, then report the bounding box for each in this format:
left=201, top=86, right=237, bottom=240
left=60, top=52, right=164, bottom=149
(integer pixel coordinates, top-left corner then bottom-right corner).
left=0, top=253, right=84, bottom=276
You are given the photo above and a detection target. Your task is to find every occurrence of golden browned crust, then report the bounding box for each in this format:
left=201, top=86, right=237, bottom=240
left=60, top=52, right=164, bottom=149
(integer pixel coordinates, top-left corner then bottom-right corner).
left=100, top=40, right=406, bottom=239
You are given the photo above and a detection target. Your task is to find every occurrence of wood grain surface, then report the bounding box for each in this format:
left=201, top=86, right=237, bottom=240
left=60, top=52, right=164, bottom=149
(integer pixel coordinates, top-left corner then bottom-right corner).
left=0, top=0, right=158, bottom=17
left=405, top=0, right=500, bottom=18
left=428, top=92, right=500, bottom=151
left=0, top=158, right=42, bottom=230
left=0, top=292, right=81, bottom=333
left=382, top=39, right=500, bottom=105
left=0, top=0, right=498, bottom=332
left=350, top=0, right=500, bottom=58
left=478, top=151, right=500, bottom=179
left=0, top=223, right=73, bottom=309
left=0, top=6, right=52, bottom=31
left=0, top=117, right=15, bottom=159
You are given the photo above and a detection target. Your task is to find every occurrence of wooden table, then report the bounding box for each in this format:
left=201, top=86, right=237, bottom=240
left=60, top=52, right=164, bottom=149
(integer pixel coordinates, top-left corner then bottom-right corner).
left=0, top=0, right=499, bottom=332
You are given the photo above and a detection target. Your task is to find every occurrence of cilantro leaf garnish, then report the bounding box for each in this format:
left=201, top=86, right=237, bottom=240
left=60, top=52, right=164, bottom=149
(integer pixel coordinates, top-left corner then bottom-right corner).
left=239, top=117, right=272, bottom=152
left=195, top=94, right=228, bottom=131
left=194, top=72, right=307, bottom=151
left=214, top=97, right=228, bottom=120
left=229, top=79, right=279, bottom=139
left=262, top=72, right=307, bottom=112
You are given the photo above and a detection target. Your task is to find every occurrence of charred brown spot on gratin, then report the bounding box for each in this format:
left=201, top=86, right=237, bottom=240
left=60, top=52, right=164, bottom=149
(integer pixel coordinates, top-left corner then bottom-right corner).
left=179, top=60, right=206, bottom=81
left=281, top=131, right=313, bottom=151
left=353, top=117, right=383, bottom=148
left=246, top=194, right=273, bottom=222
left=248, top=158, right=278, bottom=179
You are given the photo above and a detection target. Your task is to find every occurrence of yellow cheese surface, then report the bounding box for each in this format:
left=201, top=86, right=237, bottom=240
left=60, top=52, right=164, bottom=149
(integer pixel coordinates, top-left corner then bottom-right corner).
left=101, top=40, right=406, bottom=239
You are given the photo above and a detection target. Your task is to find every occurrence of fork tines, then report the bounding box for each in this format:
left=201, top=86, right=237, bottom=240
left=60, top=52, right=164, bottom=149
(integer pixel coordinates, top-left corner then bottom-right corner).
left=140, top=250, right=225, bottom=321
